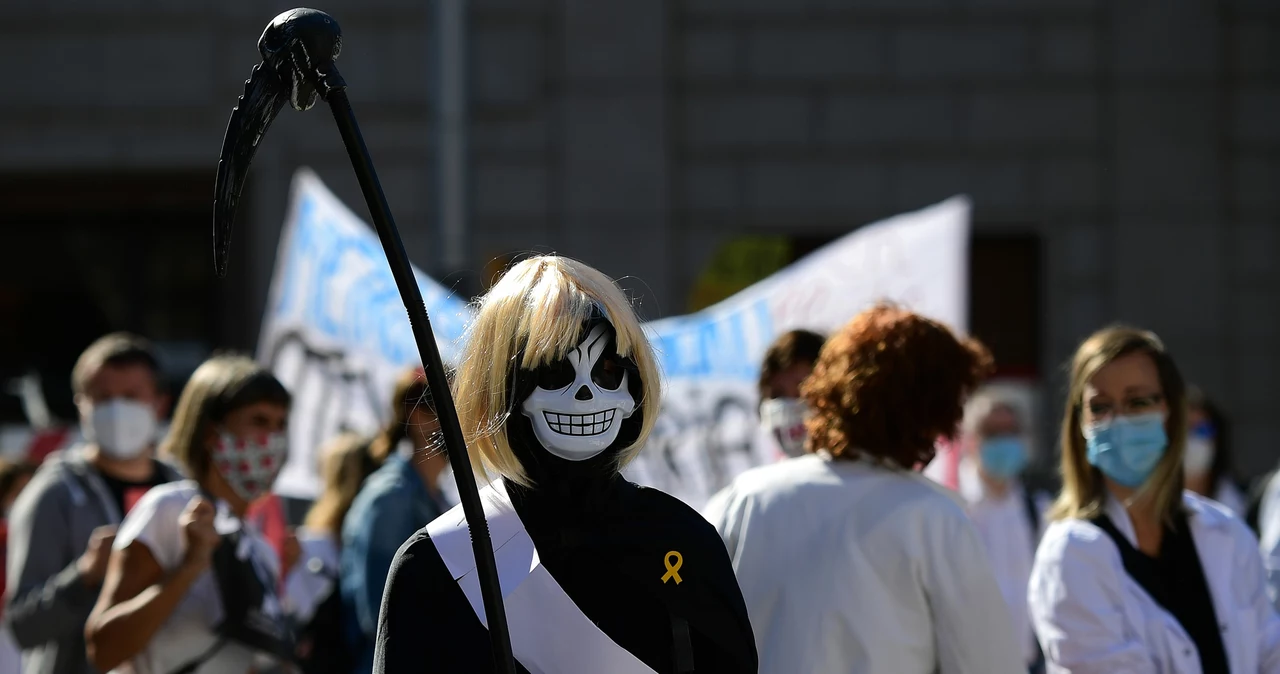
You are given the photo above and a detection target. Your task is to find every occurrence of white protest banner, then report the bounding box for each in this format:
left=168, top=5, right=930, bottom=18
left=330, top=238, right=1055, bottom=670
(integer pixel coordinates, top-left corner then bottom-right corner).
left=623, top=198, right=971, bottom=508
left=259, top=169, right=472, bottom=499
left=259, top=168, right=969, bottom=505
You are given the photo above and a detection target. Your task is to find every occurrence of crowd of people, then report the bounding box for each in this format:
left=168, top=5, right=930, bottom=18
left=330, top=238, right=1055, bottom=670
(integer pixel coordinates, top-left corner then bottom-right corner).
left=2, top=254, right=1279, bottom=673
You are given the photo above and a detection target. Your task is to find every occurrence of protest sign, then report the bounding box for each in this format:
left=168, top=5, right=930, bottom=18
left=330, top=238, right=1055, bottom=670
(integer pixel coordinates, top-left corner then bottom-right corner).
left=625, top=199, right=970, bottom=507
left=260, top=169, right=969, bottom=508
left=259, top=169, right=471, bottom=498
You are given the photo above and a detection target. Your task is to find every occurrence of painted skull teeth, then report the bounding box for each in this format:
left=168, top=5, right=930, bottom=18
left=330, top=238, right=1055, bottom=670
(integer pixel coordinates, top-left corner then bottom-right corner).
left=543, top=410, right=617, bottom=436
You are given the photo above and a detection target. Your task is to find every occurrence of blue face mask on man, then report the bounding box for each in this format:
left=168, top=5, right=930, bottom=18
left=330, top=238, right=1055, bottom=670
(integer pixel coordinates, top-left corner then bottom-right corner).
left=1084, top=412, right=1168, bottom=487
left=979, top=436, right=1028, bottom=479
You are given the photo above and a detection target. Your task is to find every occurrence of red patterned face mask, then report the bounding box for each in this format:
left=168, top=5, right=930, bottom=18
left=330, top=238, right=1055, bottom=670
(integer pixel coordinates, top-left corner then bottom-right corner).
left=212, top=431, right=289, bottom=503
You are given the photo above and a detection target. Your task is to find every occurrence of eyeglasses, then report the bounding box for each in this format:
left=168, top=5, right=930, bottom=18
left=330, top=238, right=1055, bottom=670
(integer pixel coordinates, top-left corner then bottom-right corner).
left=1084, top=393, right=1164, bottom=422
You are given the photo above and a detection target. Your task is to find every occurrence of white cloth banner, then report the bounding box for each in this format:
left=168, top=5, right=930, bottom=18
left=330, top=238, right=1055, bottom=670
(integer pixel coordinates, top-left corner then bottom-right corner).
left=259, top=168, right=970, bottom=506
left=622, top=199, right=970, bottom=507
left=259, top=169, right=472, bottom=498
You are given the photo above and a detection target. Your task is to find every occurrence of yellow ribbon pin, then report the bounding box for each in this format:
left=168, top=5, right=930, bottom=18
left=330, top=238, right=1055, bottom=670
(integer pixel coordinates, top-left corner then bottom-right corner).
left=661, top=550, right=683, bottom=585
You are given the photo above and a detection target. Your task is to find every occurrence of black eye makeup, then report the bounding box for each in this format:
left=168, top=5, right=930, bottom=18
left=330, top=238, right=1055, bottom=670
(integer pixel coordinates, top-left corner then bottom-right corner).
left=536, top=359, right=576, bottom=390
left=591, top=355, right=626, bottom=391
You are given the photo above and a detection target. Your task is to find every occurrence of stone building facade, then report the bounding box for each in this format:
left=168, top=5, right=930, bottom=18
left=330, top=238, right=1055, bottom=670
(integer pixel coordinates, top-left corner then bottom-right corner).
left=1, top=0, right=1277, bottom=473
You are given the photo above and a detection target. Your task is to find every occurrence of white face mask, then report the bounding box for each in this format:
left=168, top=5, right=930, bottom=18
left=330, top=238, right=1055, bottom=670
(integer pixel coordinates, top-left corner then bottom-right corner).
left=520, top=323, right=637, bottom=461
left=1183, top=436, right=1215, bottom=477
left=83, top=398, right=158, bottom=460
left=759, top=397, right=808, bottom=457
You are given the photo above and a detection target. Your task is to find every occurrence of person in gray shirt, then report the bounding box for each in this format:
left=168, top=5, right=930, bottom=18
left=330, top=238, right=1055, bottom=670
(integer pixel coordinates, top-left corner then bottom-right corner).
left=5, top=333, right=181, bottom=674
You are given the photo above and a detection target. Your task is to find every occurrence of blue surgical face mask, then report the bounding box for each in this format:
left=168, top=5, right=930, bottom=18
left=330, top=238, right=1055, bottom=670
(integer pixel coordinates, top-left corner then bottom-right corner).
left=979, top=436, right=1028, bottom=479
left=1084, top=412, right=1168, bottom=487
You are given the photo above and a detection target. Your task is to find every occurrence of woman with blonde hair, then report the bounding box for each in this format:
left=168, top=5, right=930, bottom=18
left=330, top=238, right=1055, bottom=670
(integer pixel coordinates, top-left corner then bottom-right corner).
left=1029, top=326, right=1280, bottom=673
left=339, top=366, right=450, bottom=674
left=374, top=255, right=757, bottom=673
left=85, top=354, right=295, bottom=673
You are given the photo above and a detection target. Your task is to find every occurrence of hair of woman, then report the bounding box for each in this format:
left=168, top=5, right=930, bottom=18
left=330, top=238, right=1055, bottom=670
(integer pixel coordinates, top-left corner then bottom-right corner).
left=304, top=431, right=378, bottom=536
left=0, top=459, right=37, bottom=504
left=801, top=303, right=993, bottom=467
left=1048, top=325, right=1187, bottom=524
left=451, top=255, right=661, bottom=486
left=161, top=354, right=291, bottom=481
left=368, top=367, right=434, bottom=465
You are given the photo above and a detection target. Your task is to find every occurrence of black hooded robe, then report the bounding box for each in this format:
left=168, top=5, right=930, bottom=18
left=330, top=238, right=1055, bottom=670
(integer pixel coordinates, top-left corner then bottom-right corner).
left=372, top=471, right=758, bottom=673
left=374, top=317, right=757, bottom=673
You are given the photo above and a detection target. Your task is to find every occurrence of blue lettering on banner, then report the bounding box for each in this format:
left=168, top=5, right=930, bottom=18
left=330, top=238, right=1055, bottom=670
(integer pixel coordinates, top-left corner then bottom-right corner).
left=271, top=185, right=471, bottom=366
left=649, top=297, right=774, bottom=382
left=274, top=178, right=790, bottom=376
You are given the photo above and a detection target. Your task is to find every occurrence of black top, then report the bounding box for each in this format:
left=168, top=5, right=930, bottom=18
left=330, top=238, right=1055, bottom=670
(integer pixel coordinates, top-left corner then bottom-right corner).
left=98, top=459, right=168, bottom=518
left=1093, top=513, right=1229, bottom=674
left=374, top=477, right=758, bottom=673
left=375, top=340, right=757, bottom=673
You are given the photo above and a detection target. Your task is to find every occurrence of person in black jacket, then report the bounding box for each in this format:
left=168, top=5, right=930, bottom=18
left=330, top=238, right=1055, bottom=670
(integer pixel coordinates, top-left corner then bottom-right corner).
left=373, top=255, right=758, bottom=673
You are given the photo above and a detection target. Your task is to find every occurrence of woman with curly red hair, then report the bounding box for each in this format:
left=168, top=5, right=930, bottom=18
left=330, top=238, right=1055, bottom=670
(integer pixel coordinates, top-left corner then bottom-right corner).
left=704, top=304, right=1024, bottom=674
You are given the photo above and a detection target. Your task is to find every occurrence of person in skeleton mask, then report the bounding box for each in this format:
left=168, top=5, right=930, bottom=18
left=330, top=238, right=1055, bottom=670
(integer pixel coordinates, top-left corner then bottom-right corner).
left=86, top=355, right=296, bottom=674
left=374, top=256, right=758, bottom=673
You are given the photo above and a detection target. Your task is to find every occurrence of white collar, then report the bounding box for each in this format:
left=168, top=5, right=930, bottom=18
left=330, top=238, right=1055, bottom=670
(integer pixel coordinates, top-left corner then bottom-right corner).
left=1101, top=490, right=1232, bottom=547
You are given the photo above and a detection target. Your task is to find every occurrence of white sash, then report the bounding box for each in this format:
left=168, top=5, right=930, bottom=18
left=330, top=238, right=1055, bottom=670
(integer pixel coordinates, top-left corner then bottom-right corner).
left=426, top=481, right=658, bottom=674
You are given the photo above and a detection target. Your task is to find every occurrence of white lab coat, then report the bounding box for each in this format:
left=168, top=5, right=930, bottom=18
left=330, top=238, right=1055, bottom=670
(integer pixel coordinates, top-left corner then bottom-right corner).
left=1029, top=492, right=1280, bottom=674
left=1213, top=478, right=1247, bottom=519
left=703, top=453, right=1025, bottom=674
left=1256, top=470, right=1280, bottom=610
left=955, top=457, right=1046, bottom=666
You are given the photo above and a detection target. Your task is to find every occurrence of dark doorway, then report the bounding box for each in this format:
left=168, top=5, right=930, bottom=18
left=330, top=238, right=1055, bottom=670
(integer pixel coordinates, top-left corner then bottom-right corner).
left=792, top=231, right=1042, bottom=377
left=0, top=171, right=229, bottom=424
left=969, top=233, right=1042, bottom=378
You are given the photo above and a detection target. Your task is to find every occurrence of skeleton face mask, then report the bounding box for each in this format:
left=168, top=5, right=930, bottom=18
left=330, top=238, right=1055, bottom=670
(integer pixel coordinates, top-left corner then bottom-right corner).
left=520, top=322, right=637, bottom=461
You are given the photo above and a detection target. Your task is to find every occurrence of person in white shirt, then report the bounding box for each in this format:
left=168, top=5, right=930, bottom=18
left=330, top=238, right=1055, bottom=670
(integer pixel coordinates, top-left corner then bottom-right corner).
left=955, top=391, right=1048, bottom=672
left=704, top=303, right=1024, bottom=674
left=1258, top=470, right=1280, bottom=610
left=85, top=355, right=296, bottom=674
left=286, top=430, right=380, bottom=671
left=1028, top=325, right=1280, bottom=673
left=287, top=432, right=377, bottom=624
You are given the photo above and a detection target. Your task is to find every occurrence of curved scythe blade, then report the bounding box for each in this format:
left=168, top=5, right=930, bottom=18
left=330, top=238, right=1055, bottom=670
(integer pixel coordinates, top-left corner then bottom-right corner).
left=213, top=62, right=288, bottom=278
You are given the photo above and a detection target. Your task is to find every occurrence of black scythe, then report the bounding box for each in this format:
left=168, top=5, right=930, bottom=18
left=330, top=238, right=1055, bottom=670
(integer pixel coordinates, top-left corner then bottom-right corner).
left=212, top=9, right=517, bottom=673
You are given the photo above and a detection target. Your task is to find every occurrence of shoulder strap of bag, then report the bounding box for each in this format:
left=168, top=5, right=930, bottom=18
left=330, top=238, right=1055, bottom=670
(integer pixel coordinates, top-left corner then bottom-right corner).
left=167, top=637, right=228, bottom=674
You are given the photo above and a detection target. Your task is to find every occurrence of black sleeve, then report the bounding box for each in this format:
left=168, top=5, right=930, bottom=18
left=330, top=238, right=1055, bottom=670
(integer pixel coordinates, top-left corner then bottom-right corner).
left=685, top=524, right=759, bottom=674
left=625, top=487, right=759, bottom=673
left=374, top=529, right=525, bottom=674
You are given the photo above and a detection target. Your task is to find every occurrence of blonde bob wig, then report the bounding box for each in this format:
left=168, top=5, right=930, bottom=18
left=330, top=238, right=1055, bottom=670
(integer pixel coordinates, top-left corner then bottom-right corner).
left=453, top=255, right=661, bottom=487
left=1048, top=325, right=1187, bottom=525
